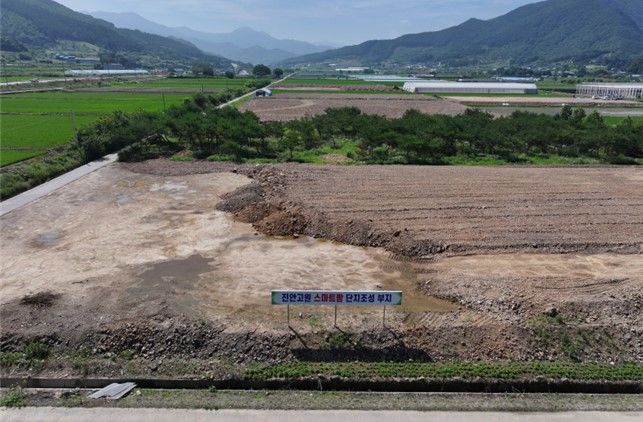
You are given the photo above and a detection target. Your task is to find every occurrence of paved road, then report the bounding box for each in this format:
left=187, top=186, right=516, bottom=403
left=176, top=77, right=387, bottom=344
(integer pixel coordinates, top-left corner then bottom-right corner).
left=1, top=409, right=641, bottom=422
left=0, top=154, right=118, bottom=217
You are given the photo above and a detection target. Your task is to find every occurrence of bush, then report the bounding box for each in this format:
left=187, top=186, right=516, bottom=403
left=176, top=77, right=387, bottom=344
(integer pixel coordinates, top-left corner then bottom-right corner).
left=608, top=155, right=638, bottom=165
left=0, top=386, right=27, bottom=408
left=24, top=340, right=50, bottom=361
left=118, top=135, right=181, bottom=162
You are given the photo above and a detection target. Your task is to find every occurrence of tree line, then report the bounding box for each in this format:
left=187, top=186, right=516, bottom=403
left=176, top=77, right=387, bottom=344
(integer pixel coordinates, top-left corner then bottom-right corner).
left=74, top=96, right=641, bottom=165
left=2, top=93, right=641, bottom=200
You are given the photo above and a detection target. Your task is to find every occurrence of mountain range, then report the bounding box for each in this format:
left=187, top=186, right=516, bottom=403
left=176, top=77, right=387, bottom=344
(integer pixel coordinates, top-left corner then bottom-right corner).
left=0, top=0, right=243, bottom=70
left=282, top=0, right=643, bottom=68
left=90, top=11, right=336, bottom=65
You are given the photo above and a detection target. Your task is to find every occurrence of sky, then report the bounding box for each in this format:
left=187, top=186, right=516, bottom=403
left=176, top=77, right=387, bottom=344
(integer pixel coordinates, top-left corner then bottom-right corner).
left=56, top=0, right=539, bottom=46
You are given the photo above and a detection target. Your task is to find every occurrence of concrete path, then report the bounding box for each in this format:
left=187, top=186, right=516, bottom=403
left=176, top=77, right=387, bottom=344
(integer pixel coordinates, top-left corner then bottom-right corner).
left=0, top=154, right=118, bottom=217
left=1, top=409, right=641, bottom=422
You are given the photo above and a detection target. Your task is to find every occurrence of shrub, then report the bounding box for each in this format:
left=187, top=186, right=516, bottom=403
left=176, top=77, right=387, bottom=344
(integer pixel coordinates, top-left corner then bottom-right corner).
left=23, top=340, right=50, bottom=361
left=0, top=386, right=27, bottom=408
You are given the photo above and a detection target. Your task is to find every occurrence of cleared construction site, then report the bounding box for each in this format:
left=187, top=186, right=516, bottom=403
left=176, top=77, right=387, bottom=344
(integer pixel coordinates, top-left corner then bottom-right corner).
left=1, top=160, right=641, bottom=378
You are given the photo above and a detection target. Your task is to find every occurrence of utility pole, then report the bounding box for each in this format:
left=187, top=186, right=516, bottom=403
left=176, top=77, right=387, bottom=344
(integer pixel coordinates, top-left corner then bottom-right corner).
left=162, top=93, right=166, bottom=112
left=71, top=111, right=78, bottom=143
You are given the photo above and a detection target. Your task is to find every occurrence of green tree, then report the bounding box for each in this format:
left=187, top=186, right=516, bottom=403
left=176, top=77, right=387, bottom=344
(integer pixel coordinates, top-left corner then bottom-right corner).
left=282, top=127, right=303, bottom=160
left=273, top=68, right=284, bottom=78
left=253, top=64, right=271, bottom=77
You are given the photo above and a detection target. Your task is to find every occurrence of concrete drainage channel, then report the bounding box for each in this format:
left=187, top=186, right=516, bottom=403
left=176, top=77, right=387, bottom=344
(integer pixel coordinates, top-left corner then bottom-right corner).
left=1, top=378, right=640, bottom=394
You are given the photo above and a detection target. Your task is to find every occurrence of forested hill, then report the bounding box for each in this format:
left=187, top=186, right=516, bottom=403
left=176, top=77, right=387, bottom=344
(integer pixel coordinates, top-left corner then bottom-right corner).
left=0, top=0, right=240, bottom=69
left=283, top=0, right=643, bottom=68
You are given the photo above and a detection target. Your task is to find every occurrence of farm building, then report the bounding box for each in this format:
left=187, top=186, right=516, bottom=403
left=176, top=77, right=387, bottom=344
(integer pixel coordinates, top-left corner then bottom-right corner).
left=255, top=88, right=272, bottom=97
left=403, top=81, right=538, bottom=94
left=576, top=83, right=643, bottom=100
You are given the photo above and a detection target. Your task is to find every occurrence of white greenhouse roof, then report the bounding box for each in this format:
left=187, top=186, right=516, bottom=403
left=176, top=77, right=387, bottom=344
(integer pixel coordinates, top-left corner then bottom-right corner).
left=403, top=82, right=537, bottom=90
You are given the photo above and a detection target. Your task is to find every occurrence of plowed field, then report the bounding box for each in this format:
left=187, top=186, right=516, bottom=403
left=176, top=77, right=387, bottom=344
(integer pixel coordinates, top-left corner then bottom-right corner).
left=240, top=93, right=467, bottom=121
left=233, top=164, right=642, bottom=256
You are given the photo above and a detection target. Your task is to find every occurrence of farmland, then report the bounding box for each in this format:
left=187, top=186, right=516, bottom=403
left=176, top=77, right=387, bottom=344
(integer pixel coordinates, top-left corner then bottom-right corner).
left=0, top=91, right=189, bottom=165
left=0, top=77, right=265, bottom=166
left=280, top=77, right=403, bottom=87
left=240, top=93, right=467, bottom=121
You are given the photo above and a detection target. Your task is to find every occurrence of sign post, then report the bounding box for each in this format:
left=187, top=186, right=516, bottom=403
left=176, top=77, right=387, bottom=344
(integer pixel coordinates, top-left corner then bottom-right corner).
left=272, top=290, right=403, bottom=329
left=334, top=304, right=338, bottom=327
left=287, top=303, right=291, bottom=328
left=383, top=305, right=386, bottom=327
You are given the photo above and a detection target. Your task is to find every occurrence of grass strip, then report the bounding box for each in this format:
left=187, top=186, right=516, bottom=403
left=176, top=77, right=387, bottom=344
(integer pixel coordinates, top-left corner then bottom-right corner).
left=245, top=361, right=643, bottom=382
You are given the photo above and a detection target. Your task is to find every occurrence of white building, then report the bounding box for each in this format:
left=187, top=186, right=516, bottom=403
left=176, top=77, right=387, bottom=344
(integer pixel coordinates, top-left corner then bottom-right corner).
left=64, top=69, right=149, bottom=76
left=335, top=67, right=370, bottom=73
left=353, top=75, right=425, bottom=82
left=403, top=81, right=538, bottom=94
left=576, top=83, right=643, bottom=100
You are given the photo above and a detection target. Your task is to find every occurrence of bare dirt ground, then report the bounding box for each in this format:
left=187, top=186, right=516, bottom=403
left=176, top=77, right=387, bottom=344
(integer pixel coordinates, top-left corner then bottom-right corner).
left=1, top=162, right=641, bottom=374
left=240, top=93, right=467, bottom=121
left=232, top=164, right=642, bottom=256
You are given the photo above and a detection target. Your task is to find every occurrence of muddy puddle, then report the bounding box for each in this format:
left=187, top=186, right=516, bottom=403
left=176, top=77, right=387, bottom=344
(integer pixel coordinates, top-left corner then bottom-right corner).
left=135, top=254, right=213, bottom=290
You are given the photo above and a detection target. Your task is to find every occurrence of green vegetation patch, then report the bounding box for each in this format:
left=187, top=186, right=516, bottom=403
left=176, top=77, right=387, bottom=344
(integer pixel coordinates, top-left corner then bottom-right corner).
left=0, top=149, right=45, bottom=166
left=272, top=89, right=406, bottom=95
left=9, top=389, right=642, bottom=411
left=115, top=77, right=264, bottom=90
left=0, top=91, right=189, bottom=114
left=282, top=77, right=402, bottom=87
left=0, top=114, right=95, bottom=148
left=0, top=386, right=28, bottom=408
left=245, top=361, right=643, bottom=382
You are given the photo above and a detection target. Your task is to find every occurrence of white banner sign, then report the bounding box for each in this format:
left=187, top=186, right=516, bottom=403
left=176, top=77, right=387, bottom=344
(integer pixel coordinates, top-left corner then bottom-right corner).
left=271, top=290, right=402, bottom=306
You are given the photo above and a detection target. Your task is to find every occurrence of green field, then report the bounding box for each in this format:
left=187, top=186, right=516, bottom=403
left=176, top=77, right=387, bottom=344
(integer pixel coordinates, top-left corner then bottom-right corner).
left=282, top=77, right=402, bottom=87
left=0, top=150, right=44, bottom=166
left=0, top=76, right=272, bottom=166
left=113, top=77, right=266, bottom=91
left=0, top=76, right=38, bottom=83
left=271, top=89, right=409, bottom=95
left=1, top=91, right=190, bottom=114
left=0, top=90, right=194, bottom=166
left=603, top=115, right=643, bottom=126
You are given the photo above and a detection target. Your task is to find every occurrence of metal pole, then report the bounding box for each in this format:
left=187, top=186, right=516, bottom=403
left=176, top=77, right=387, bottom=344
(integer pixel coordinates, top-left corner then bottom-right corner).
left=287, top=304, right=290, bottom=327
left=382, top=306, right=386, bottom=328
left=334, top=304, right=337, bottom=327
left=71, top=111, right=78, bottom=144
